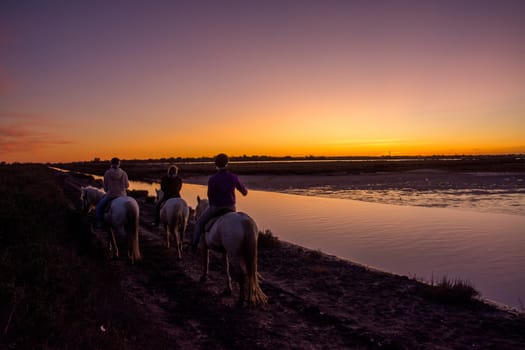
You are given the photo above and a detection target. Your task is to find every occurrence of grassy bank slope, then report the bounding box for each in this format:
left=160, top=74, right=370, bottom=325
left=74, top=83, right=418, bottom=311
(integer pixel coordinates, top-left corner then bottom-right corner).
left=0, top=164, right=170, bottom=349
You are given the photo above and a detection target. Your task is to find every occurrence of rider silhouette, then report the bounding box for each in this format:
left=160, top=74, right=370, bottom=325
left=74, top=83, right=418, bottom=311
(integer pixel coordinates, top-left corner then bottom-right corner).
left=152, top=165, right=182, bottom=227
left=191, top=153, right=248, bottom=253
left=95, top=157, right=129, bottom=229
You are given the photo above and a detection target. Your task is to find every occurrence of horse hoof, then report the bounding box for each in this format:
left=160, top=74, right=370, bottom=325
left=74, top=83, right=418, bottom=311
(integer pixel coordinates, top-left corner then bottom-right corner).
left=199, top=276, right=207, bottom=283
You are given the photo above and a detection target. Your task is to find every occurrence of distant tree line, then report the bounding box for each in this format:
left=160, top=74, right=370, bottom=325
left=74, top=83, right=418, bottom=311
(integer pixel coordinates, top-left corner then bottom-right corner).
left=80, top=154, right=524, bottom=165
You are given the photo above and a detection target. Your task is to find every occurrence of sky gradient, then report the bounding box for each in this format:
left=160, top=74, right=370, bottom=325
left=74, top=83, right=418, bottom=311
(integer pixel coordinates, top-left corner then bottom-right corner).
left=1, top=0, right=524, bottom=163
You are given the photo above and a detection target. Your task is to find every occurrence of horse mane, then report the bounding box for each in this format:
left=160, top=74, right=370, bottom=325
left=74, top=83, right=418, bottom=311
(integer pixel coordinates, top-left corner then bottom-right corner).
left=83, top=185, right=103, bottom=191
left=81, top=185, right=104, bottom=194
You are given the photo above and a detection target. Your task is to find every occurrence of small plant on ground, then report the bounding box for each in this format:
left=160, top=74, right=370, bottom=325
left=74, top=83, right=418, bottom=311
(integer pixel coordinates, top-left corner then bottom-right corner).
left=258, top=229, right=280, bottom=249
left=307, top=249, right=324, bottom=260
left=419, top=276, right=480, bottom=305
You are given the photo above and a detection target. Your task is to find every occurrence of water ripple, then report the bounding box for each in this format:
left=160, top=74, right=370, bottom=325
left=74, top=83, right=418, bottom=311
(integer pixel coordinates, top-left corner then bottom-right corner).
left=283, top=187, right=525, bottom=216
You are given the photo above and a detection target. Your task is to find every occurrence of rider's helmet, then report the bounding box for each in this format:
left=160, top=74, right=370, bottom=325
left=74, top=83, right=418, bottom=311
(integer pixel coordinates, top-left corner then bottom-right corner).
left=215, top=153, right=229, bottom=168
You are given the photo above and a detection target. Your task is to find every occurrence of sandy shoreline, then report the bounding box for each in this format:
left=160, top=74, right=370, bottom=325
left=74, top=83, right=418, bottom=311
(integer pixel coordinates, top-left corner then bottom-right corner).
left=53, top=168, right=525, bottom=348
left=183, top=171, right=525, bottom=215
left=183, top=170, right=525, bottom=192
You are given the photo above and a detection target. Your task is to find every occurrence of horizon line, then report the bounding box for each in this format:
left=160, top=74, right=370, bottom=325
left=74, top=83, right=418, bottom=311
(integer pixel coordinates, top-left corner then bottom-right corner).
left=2, top=153, right=524, bottom=165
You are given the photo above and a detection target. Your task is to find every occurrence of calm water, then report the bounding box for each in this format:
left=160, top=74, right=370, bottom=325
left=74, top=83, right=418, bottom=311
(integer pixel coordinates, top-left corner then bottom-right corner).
left=284, top=187, right=525, bottom=216
left=84, top=171, right=525, bottom=310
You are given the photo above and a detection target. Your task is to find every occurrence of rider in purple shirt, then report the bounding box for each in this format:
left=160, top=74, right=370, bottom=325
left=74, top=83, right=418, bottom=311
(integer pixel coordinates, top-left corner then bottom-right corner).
left=191, top=153, right=248, bottom=252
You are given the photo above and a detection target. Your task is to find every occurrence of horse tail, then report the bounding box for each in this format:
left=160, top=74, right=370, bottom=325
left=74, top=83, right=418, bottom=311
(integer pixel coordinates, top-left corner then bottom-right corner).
left=126, top=200, right=142, bottom=263
left=242, top=216, right=268, bottom=306
left=178, top=201, right=189, bottom=241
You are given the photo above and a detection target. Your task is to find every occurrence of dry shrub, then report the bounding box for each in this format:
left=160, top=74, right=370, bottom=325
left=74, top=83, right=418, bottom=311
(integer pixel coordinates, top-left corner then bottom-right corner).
left=258, top=229, right=280, bottom=249
left=419, top=276, right=480, bottom=305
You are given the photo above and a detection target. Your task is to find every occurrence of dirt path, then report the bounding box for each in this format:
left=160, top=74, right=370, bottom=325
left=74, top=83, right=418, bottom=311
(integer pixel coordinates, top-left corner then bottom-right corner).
left=60, top=172, right=525, bottom=350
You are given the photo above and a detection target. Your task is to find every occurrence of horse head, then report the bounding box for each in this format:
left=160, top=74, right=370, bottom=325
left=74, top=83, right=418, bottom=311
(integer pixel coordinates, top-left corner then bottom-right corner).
left=155, top=188, right=164, bottom=203
left=195, top=196, right=209, bottom=219
left=80, top=186, right=89, bottom=212
left=80, top=186, right=103, bottom=213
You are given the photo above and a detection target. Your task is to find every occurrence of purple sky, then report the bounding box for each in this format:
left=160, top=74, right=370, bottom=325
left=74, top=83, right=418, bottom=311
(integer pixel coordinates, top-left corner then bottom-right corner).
left=1, top=0, right=524, bottom=162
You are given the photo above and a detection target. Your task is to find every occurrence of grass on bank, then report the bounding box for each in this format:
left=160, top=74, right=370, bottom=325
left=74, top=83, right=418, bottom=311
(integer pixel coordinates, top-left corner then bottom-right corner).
left=418, top=275, right=480, bottom=305
left=0, top=164, right=170, bottom=349
left=258, top=229, right=280, bottom=249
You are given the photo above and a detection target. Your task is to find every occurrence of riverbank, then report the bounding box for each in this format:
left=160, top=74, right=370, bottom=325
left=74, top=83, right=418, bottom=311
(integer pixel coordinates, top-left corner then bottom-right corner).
left=59, top=169, right=525, bottom=349
left=4, top=164, right=524, bottom=349
left=183, top=169, right=525, bottom=193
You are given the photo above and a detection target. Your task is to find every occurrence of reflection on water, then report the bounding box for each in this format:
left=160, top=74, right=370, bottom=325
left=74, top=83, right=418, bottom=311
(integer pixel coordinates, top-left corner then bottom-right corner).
left=79, top=172, right=525, bottom=309
left=236, top=189, right=524, bottom=310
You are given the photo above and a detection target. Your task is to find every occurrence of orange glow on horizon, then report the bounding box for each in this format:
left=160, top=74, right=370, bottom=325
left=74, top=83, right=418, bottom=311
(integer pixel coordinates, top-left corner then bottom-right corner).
left=2, top=2, right=524, bottom=164
left=3, top=137, right=523, bottom=164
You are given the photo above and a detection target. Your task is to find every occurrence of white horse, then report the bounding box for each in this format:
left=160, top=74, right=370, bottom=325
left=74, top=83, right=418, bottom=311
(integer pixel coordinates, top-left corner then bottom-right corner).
left=80, top=186, right=141, bottom=264
left=194, top=196, right=267, bottom=306
left=155, top=189, right=189, bottom=259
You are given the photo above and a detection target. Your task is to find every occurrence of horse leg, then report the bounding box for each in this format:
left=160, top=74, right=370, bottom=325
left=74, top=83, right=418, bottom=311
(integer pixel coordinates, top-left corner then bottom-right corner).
left=177, top=226, right=182, bottom=257
left=165, top=224, right=171, bottom=249
left=173, top=224, right=182, bottom=260
left=222, top=253, right=233, bottom=296
left=178, top=220, right=186, bottom=257
left=109, top=229, right=119, bottom=259
left=238, top=276, right=246, bottom=307
left=199, top=248, right=209, bottom=282
left=233, top=257, right=246, bottom=306
left=106, top=232, right=114, bottom=260
left=180, top=220, right=187, bottom=245
left=113, top=228, right=123, bottom=259
left=127, top=228, right=135, bottom=262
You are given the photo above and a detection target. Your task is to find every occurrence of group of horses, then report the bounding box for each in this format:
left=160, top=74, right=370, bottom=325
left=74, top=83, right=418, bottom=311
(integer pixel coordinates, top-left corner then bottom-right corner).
left=79, top=185, right=267, bottom=306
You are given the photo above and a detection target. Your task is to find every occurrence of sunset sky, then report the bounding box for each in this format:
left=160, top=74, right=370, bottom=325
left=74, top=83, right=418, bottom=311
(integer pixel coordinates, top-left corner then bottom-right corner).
left=1, top=0, right=524, bottom=163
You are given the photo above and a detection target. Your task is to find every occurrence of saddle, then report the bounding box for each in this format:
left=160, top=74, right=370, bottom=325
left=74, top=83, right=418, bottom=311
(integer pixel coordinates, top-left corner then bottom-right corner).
left=203, top=207, right=234, bottom=232
left=104, top=197, right=117, bottom=212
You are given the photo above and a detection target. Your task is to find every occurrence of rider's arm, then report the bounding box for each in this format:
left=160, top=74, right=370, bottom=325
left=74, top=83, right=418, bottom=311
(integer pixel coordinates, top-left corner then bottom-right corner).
left=123, top=172, right=129, bottom=190
left=235, top=176, right=248, bottom=196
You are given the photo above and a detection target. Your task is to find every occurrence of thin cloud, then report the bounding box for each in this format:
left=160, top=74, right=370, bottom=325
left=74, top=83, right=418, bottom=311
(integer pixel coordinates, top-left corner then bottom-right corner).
left=0, top=111, right=75, bottom=129
left=0, top=111, right=53, bottom=122
left=0, top=120, right=73, bottom=155
left=328, top=139, right=405, bottom=146
left=0, top=139, right=73, bottom=154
